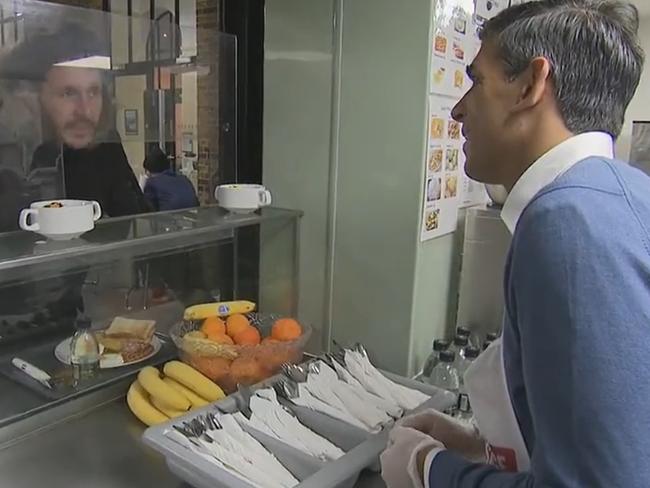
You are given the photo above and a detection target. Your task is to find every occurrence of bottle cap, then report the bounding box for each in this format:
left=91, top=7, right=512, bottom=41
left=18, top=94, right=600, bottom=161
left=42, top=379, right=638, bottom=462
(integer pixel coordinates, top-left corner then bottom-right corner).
left=453, top=335, right=468, bottom=347
left=75, top=316, right=92, bottom=330
left=433, top=339, right=450, bottom=351
left=464, top=347, right=480, bottom=359
left=456, top=326, right=471, bottom=337
left=439, top=350, right=455, bottom=363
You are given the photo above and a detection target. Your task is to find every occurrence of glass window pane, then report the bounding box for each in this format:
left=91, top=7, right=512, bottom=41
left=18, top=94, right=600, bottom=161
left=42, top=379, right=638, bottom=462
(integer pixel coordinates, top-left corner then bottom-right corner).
left=179, top=0, right=196, bottom=58
left=131, top=0, right=149, bottom=63
left=109, top=4, right=129, bottom=66
left=109, top=0, right=127, bottom=13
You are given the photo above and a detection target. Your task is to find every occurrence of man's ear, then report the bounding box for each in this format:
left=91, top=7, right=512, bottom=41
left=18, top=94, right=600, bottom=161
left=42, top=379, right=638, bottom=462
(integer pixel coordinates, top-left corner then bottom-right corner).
left=512, top=57, right=552, bottom=113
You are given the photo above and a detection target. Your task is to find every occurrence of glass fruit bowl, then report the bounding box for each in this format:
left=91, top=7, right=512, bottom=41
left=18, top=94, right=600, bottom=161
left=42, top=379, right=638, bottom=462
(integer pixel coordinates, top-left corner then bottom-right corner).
left=169, top=313, right=311, bottom=393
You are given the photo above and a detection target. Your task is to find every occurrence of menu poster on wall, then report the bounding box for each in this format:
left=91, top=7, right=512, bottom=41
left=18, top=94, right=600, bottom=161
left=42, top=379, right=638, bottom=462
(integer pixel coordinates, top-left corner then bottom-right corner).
left=430, top=9, right=473, bottom=98
left=420, top=97, right=463, bottom=241
left=461, top=174, right=489, bottom=207
left=422, top=0, right=501, bottom=240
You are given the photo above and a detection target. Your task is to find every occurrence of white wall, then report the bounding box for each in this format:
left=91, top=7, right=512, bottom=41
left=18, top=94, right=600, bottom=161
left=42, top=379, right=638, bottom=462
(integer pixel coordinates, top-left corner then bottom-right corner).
left=616, top=15, right=650, bottom=160
left=264, top=0, right=465, bottom=376
left=263, top=0, right=336, bottom=352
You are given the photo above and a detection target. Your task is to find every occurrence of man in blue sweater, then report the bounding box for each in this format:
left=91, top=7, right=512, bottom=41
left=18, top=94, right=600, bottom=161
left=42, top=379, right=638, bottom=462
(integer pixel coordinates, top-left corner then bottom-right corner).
left=142, top=146, right=199, bottom=211
left=381, top=1, right=649, bottom=487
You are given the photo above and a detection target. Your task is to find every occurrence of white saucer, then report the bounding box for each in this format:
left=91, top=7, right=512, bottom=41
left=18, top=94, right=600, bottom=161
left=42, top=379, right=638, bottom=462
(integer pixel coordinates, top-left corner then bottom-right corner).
left=54, top=335, right=162, bottom=369
left=41, top=232, right=86, bottom=241
left=219, top=205, right=259, bottom=214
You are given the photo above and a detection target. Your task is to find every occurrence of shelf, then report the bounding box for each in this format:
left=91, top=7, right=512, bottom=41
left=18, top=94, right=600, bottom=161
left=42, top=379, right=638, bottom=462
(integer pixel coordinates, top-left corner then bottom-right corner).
left=0, top=206, right=302, bottom=286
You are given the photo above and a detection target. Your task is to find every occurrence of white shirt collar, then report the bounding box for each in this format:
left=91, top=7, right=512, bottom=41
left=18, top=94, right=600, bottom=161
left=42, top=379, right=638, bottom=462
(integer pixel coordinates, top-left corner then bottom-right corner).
left=501, top=132, right=614, bottom=234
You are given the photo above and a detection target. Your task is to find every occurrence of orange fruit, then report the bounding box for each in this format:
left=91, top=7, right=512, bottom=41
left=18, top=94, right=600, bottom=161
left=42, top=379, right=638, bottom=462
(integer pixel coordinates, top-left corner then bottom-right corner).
left=271, top=318, right=302, bottom=342
left=201, top=317, right=226, bottom=336
left=226, top=314, right=251, bottom=338
left=233, top=326, right=261, bottom=346
left=190, top=356, right=231, bottom=382
left=256, top=344, right=292, bottom=374
left=207, top=332, right=235, bottom=345
left=230, top=357, right=265, bottom=385
left=261, top=337, right=280, bottom=345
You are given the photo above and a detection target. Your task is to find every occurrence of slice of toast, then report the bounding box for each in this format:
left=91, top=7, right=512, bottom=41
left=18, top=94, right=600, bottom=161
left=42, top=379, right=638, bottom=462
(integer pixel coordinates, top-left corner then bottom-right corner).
left=104, top=317, right=156, bottom=343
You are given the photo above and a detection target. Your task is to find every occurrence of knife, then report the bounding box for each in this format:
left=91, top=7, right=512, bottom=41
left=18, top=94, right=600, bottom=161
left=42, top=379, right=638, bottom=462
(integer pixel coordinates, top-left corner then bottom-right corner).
left=12, top=357, right=54, bottom=389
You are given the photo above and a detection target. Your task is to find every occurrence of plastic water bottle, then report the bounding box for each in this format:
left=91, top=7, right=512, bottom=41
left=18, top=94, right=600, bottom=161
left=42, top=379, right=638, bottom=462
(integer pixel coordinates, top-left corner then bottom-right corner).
left=456, top=326, right=471, bottom=339
left=455, top=346, right=479, bottom=381
left=428, top=350, right=460, bottom=394
left=457, top=325, right=481, bottom=350
left=420, top=339, right=450, bottom=378
left=455, top=346, right=480, bottom=419
left=456, top=393, right=473, bottom=422
left=450, top=335, right=469, bottom=360
left=461, top=347, right=480, bottom=374
left=70, top=316, right=99, bottom=382
left=483, top=332, right=499, bottom=350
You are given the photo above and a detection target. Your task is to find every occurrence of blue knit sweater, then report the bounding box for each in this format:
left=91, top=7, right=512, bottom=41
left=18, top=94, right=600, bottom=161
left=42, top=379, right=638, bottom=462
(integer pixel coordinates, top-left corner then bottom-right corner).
left=429, top=157, right=650, bottom=487
left=143, top=169, right=199, bottom=211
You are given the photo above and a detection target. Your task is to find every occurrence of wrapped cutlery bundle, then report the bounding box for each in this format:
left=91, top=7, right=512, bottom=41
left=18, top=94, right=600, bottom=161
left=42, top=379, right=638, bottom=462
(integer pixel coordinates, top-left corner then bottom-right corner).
left=164, top=412, right=301, bottom=488
left=235, top=387, right=346, bottom=461
left=143, top=343, right=457, bottom=488
left=144, top=401, right=363, bottom=488
left=277, top=351, right=430, bottom=433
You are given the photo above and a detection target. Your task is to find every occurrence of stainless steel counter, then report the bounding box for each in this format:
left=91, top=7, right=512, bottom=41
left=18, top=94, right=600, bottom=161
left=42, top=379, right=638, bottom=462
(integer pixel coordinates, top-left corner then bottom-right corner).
left=0, top=390, right=385, bottom=488
left=0, top=392, right=187, bottom=488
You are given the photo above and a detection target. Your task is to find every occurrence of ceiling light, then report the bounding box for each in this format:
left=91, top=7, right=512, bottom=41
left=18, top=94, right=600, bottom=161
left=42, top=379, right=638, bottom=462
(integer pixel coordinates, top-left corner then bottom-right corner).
left=54, top=55, right=111, bottom=70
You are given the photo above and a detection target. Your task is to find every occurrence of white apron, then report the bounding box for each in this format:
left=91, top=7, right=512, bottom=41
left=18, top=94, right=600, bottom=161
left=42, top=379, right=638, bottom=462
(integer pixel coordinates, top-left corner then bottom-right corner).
left=463, top=338, right=530, bottom=472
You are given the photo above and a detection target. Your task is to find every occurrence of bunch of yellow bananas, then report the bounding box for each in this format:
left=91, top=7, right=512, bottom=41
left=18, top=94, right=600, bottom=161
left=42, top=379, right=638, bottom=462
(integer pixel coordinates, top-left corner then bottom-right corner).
left=126, top=361, right=225, bottom=426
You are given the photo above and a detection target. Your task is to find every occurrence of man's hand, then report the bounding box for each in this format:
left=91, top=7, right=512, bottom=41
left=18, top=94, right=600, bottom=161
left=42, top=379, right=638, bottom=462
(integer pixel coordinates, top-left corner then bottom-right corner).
left=380, top=426, right=443, bottom=488
left=399, top=408, right=486, bottom=462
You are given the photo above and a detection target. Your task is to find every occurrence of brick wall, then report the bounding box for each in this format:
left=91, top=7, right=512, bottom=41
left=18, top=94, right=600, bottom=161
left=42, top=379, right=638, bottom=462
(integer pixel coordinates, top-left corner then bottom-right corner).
left=196, top=0, right=220, bottom=205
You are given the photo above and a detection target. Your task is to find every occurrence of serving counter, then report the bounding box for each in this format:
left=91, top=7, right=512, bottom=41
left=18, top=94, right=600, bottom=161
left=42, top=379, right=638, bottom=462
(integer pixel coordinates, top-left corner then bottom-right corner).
left=0, top=206, right=313, bottom=487
left=0, top=369, right=386, bottom=488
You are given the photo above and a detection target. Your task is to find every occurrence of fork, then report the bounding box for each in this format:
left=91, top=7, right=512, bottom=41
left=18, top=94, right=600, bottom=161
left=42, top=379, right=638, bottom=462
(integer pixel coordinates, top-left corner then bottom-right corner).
left=281, top=362, right=308, bottom=383
left=353, top=342, right=370, bottom=359
left=273, top=377, right=301, bottom=402
left=235, top=384, right=254, bottom=419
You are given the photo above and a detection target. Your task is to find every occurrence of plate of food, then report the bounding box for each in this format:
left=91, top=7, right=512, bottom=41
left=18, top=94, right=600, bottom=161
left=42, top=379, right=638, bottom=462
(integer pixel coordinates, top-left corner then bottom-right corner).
left=55, top=317, right=161, bottom=368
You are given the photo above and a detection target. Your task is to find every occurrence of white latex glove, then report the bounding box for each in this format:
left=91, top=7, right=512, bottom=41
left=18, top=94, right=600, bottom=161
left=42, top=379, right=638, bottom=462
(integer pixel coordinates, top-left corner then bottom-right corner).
left=399, top=408, right=486, bottom=462
left=380, top=426, right=444, bottom=488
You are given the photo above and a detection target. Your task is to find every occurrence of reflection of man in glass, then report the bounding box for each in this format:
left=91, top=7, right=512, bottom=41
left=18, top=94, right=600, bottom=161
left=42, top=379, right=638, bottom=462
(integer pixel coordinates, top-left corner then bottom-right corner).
left=24, top=26, right=150, bottom=219
left=40, top=68, right=103, bottom=151
left=0, top=25, right=150, bottom=322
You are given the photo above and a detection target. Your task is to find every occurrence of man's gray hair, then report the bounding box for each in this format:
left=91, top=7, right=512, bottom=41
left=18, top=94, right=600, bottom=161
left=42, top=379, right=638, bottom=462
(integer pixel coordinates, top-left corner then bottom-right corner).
left=480, top=0, right=644, bottom=138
